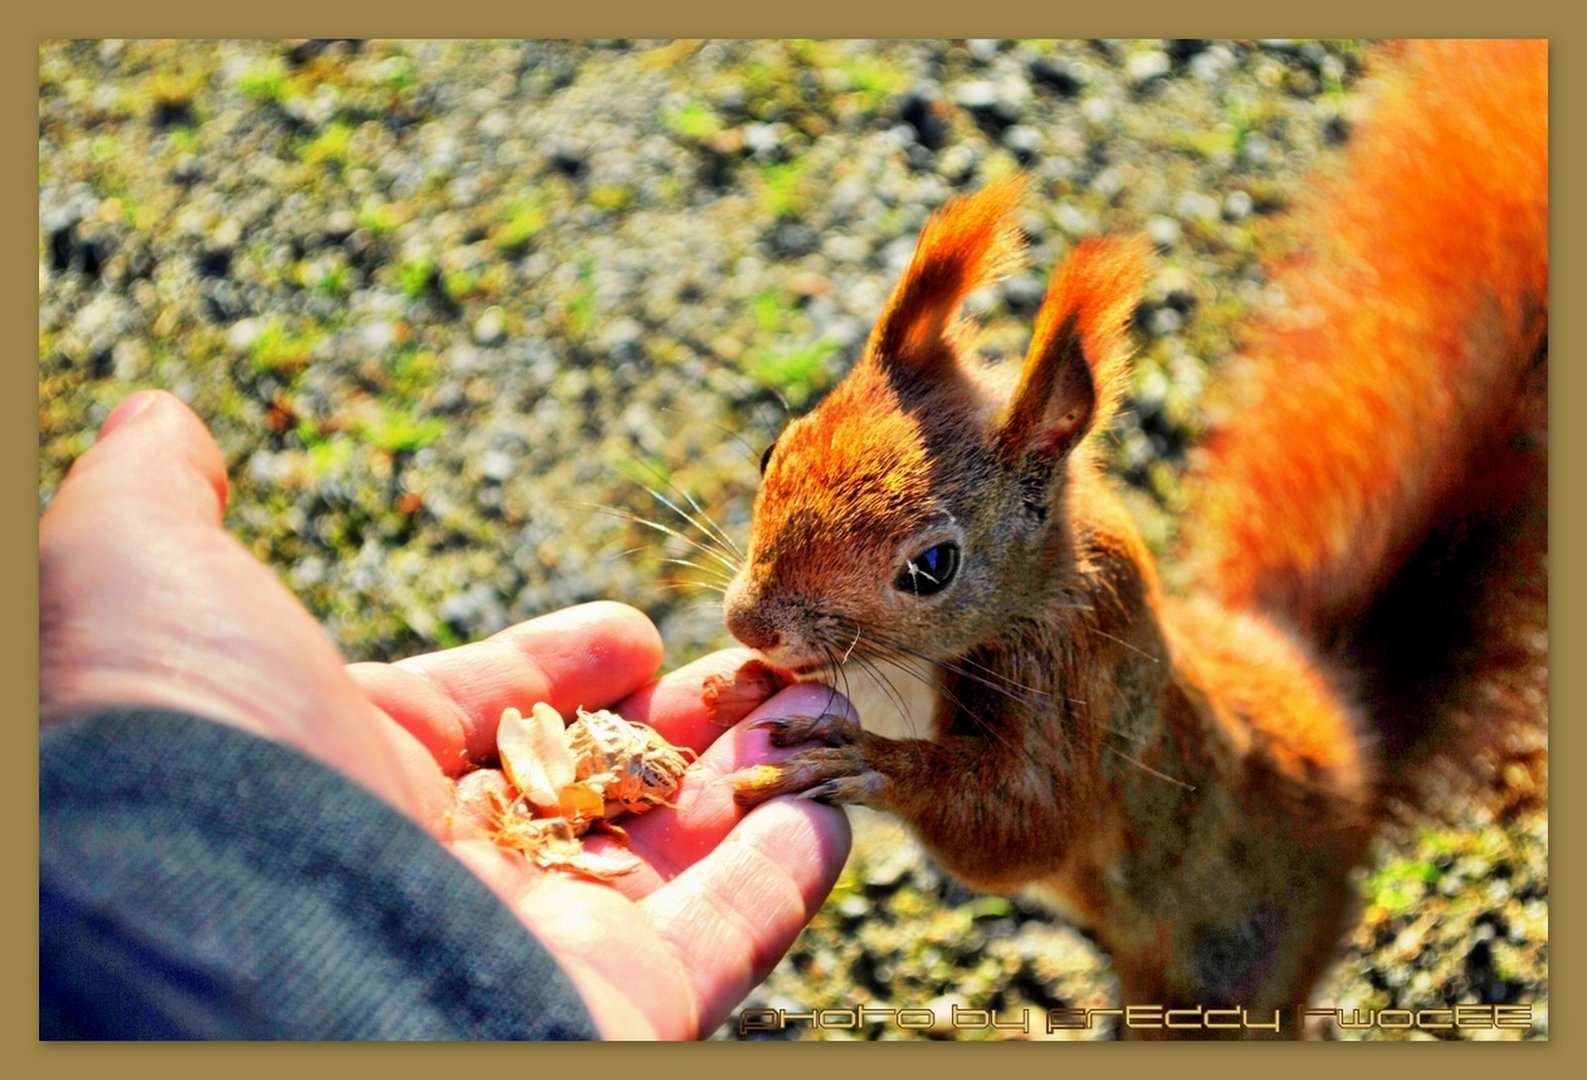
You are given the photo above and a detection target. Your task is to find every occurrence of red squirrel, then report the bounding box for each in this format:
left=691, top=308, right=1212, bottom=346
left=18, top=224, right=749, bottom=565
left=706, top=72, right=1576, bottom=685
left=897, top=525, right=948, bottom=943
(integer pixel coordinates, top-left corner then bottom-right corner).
left=724, top=39, right=1547, bottom=1034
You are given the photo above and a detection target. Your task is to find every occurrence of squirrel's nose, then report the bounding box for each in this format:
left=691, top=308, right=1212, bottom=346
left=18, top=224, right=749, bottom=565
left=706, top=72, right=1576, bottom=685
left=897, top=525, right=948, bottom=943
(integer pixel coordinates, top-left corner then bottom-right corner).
left=724, top=604, right=782, bottom=651
left=723, top=577, right=783, bottom=651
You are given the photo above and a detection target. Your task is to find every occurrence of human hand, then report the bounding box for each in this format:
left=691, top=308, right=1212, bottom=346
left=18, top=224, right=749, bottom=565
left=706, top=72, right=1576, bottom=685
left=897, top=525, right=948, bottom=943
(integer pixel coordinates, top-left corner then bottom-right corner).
left=40, top=389, right=851, bottom=1038
left=351, top=642, right=852, bottom=1039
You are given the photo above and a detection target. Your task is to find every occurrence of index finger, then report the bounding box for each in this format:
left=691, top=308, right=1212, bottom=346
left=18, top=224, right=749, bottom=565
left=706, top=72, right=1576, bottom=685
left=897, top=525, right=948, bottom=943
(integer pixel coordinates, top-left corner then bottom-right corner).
left=347, top=602, right=663, bottom=772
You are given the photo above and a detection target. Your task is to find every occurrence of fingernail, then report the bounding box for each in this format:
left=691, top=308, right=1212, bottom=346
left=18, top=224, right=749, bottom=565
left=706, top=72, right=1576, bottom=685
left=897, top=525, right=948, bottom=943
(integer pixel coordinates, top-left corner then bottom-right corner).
left=99, top=390, right=161, bottom=440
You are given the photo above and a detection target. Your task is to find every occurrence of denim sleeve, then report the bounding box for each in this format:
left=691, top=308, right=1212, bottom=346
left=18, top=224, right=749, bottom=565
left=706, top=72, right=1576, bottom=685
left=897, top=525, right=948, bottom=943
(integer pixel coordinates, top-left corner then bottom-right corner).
left=40, top=708, right=600, bottom=1040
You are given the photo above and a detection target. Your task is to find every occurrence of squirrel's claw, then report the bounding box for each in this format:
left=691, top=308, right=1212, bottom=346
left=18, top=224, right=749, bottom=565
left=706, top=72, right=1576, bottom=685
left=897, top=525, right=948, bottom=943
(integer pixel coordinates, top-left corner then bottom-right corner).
left=798, top=774, right=885, bottom=804
left=752, top=712, right=862, bottom=748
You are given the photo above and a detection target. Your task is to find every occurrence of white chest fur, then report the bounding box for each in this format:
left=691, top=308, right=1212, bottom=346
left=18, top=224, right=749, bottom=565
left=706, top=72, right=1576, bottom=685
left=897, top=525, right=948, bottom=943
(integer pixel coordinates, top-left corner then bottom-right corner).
left=827, top=656, right=944, bottom=742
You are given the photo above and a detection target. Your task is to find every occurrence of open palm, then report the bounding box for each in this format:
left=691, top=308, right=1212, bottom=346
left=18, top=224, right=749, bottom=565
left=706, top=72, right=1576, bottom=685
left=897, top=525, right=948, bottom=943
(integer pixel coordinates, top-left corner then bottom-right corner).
left=348, top=633, right=853, bottom=1039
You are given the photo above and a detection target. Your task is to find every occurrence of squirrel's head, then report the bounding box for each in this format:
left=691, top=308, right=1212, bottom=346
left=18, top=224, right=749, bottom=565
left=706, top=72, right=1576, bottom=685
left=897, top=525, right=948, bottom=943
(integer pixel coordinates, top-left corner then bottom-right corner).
left=725, top=175, right=1148, bottom=677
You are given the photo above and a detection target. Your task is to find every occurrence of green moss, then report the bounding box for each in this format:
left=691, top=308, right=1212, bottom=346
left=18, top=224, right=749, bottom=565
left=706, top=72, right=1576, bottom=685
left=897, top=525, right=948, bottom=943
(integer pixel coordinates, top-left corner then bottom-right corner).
left=1178, top=127, right=1237, bottom=160
left=391, top=347, right=442, bottom=397
left=492, top=194, right=548, bottom=254
left=314, top=263, right=350, bottom=296
left=358, top=198, right=404, bottom=235
left=249, top=321, right=319, bottom=376
left=750, top=290, right=784, bottom=335
left=168, top=125, right=201, bottom=154
left=839, top=55, right=909, bottom=110
left=1366, top=857, right=1440, bottom=916
left=382, top=56, right=416, bottom=92
left=662, top=101, right=723, bottom=141
left=237, top=59, right=290, bottom=103
left=396, top=255, right=436, bottom=300
left=355, top=403, right=447, bottom=454
left=758, top=158, right=811, bottom=220
left=742, top=286, right=839, bottom=407
left=307, top=434, right=357, bottom=477
left=587, top=184, right=634, bottom=213
left=564, top=258, right=598, bottom=340
left=738, top=44, right=814, bottom=122
left=301, top=121, right=355, bottom=166
left=744, top=338, right=840, bottom=409
left=441, top=268, right=484, bottom=301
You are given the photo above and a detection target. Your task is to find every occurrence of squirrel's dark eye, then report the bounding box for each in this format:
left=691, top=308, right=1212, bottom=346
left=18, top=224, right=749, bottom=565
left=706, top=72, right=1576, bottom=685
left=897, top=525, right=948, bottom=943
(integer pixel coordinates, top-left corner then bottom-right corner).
left=759, top=441, right=777, bottom=475
left=894, top=541, right=961, bottom=597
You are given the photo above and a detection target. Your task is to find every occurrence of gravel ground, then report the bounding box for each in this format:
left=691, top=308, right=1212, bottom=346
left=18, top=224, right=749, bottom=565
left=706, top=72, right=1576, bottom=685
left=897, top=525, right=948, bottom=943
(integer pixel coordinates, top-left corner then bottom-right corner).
left=38, top=38, right=1546, bottom=1041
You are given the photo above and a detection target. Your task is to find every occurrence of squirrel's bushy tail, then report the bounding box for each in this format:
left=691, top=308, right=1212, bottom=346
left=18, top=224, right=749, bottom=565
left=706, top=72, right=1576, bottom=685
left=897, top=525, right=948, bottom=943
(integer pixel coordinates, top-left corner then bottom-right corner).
left=1181, top=39, right=1548, bottom=812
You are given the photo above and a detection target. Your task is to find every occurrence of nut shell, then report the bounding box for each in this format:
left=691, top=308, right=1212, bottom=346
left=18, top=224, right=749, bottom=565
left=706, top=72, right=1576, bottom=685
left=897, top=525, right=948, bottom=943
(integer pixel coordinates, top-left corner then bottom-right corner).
left=566, top=707, right=693, bottom=815
left=486, top=702, right=694, bottom=879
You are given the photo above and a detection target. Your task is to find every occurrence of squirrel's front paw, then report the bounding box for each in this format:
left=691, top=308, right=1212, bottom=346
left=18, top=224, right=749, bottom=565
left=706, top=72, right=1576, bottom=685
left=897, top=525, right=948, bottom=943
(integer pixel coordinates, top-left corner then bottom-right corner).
left=731, top=745, right=884, bottom=808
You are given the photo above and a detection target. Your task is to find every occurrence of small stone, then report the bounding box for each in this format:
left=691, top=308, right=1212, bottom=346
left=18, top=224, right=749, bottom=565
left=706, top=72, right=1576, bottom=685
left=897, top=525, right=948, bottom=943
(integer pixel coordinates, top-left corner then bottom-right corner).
left=1079, top=96, right=1113, bottom=125
left=966, top=39, right=1001, bottom=64
left=1002, top=124, right=1043, bottom=165
left=838, top=895, right=871, bottom=920
left=936, top=143, right=980, bottom=184
left=1149, top=307, right=1184, bottom=336
left=743, top=122, right=785, bottom=160
left=1147, top=214, right=1182, bottom=249
left=1127, top=49, right=1172, bottom=87
left=478, top=449, right=515, bottom=483
left=1055, top=203, right=1095, bottom=237
left=1176, top=190, right=1222, bottom=222
left=292, top=555, right=327, bottom=588
left=1242, top=131, right=1272, bottom=168
left=227, top=317, right=265, bottom=353
left=955, top=80, right=999, bottom=113
left=766, top=221, right=817, bottom=259
left=473, top=306, right=507, bottom=345
left=479, top=110, right=511, bottom=138
left=1190, top=44, right=1238, bottom=83
left=357, top=320, right=397, bottom=351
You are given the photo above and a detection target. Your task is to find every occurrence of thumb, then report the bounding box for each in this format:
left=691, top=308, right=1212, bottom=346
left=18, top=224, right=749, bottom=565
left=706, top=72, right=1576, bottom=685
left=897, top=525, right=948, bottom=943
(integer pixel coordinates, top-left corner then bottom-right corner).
left=38, top=389, right=448, bottom=820
left=40, top=391, right=243, bottom=729
left=46, top=390, right=229, bottom=532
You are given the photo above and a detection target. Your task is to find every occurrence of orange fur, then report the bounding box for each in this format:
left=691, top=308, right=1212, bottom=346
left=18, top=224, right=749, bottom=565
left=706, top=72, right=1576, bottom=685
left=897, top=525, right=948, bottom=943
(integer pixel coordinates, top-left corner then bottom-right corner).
left=868, top=172, right=1029, bottom=372
left=1006, top=234, right=1152, bottom=451
left=727, top=39, right=1546, bottom=1037
left=1183, top=38, right=1548, bottom=808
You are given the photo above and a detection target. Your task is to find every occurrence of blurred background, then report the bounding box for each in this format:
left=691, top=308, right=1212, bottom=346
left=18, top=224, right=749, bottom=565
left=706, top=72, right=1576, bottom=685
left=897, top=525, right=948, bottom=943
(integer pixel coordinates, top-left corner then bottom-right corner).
left=38, top=39, right=1545, bottom=1039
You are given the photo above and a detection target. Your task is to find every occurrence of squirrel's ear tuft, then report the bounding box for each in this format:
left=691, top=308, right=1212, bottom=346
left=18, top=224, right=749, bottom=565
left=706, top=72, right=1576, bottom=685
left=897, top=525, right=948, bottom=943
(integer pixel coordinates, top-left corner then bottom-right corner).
left=996, top=235, right=1150, bottom=463
left=865, top=174, right=1029, bottom=374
